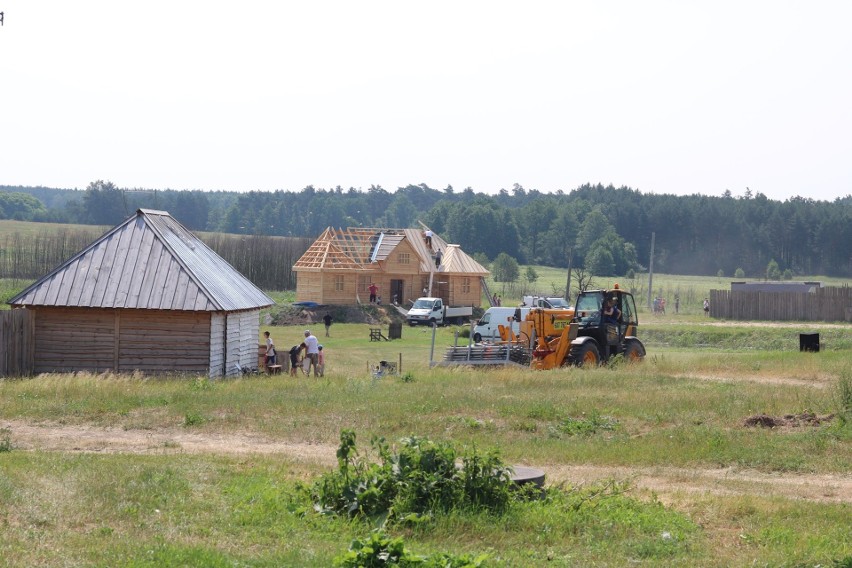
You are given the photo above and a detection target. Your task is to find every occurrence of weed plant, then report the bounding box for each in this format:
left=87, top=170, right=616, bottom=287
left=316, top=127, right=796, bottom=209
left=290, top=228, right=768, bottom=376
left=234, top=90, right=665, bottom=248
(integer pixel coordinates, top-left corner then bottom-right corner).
left=0, top=427, right=12, bottom=452
left=335, top=532, right=489, bottom=567
left=308, top=430, right=512, bottom=523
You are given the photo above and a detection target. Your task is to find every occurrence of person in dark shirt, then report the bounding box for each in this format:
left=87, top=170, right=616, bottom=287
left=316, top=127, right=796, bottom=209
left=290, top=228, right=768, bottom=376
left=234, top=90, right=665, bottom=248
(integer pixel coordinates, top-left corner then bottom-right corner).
left=323, top=313, right=332, bottom=337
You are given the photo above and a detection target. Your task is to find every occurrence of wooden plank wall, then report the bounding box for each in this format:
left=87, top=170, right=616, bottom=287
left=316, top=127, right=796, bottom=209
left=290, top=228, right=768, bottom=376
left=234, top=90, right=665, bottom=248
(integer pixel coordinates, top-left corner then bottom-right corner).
left=710, top=286, right=852, bottom=322
left=32, top=307, right=116, bottom=372
left=0, top=309, right=34, bottom=376
left=29, top=307, right=212, bottom=374
left=209, top=312, right=225, bottom=378
left=224, top=309, right=260, bottom=377
left=118, top=310, right=210, bottom=373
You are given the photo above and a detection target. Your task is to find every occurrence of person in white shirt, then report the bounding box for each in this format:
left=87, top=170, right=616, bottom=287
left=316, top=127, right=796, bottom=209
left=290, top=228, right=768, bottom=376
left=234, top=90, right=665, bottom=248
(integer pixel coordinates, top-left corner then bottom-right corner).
left=299, top=330, right=320, bottom=376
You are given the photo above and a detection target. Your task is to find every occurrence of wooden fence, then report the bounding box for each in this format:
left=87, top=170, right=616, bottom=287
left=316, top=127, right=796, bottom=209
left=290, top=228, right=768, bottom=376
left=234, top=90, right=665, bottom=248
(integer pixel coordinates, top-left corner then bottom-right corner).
left=710, top=286, right=852, bottom=322
left=1, top=308, right=34, bottom=376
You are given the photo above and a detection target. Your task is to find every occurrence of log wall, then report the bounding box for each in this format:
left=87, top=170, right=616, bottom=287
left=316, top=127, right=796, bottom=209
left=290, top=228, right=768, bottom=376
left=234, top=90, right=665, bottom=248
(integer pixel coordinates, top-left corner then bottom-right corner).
left=118, top=310, right=211, bottom=373
left=0, top=309, right=34, bottom=376
left=709, top=286, right=852, bottom=322
left=29, top=307, right=214, bottom=374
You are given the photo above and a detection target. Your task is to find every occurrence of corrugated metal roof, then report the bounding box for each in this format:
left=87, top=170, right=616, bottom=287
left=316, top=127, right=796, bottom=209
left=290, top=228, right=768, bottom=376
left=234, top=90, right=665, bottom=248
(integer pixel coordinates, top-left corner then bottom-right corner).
left=10, top=209, right=274, bottom=311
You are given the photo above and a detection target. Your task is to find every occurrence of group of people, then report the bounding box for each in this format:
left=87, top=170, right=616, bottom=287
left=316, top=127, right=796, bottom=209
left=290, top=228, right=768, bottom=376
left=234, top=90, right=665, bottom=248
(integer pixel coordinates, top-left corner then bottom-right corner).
left=264, top=324, right=331, bottom=377
left=491, top=293, right=502, bottom=306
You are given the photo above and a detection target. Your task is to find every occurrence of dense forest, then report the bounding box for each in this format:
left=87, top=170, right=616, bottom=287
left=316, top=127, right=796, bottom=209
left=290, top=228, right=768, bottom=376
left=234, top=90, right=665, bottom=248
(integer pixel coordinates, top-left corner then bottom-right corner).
left=2, top=181, right=851, bottom=278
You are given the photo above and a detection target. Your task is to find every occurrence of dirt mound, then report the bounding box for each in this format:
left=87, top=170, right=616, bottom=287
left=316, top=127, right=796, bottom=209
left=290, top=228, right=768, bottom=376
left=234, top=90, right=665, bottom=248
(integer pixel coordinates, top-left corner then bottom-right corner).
left=742, top=412, right=835, bottom=428
left=267, top=304, right=405, bottom=327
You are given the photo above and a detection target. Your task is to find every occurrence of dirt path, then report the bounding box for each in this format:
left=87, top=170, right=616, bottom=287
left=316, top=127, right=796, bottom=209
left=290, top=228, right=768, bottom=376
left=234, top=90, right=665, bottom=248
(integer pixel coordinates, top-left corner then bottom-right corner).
left=4, top=419, right=850, bottom=504
left=672, top=372, right=833, bottom=389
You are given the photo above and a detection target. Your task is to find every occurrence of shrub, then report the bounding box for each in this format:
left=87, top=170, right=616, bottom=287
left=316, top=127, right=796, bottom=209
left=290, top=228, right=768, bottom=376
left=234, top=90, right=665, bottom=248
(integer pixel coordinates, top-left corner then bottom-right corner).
left=0, top=427, right=12, bottom=452
left=310, top=430, right=513, bottom=523
left=335, top=531, right=489, bottom=567
left=183, top=412, right=206, bottom=427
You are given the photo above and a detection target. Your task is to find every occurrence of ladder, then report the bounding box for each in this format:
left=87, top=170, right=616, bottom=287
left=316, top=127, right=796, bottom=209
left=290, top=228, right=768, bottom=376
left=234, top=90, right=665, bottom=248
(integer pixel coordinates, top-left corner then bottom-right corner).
left=481, top=277, right=496, bottom=307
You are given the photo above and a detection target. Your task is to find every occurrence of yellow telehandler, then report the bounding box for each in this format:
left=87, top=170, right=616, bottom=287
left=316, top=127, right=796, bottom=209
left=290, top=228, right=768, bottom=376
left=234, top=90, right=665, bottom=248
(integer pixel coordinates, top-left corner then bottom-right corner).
left=434, top=285, right=645, bottom=368
left=522, top=285, right=645, bottom=369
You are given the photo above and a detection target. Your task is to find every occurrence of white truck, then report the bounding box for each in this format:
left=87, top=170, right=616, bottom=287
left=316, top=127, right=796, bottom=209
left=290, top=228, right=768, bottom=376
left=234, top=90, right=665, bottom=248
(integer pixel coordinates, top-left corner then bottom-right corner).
left=521, top=295, right=572, bottom=309
left=406, top=297, right=473, bottom=326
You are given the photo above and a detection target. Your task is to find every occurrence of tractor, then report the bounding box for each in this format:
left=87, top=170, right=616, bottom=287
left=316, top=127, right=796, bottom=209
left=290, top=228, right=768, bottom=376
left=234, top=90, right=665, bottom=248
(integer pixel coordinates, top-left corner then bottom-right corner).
left=524, top=285, right=646, bottom=369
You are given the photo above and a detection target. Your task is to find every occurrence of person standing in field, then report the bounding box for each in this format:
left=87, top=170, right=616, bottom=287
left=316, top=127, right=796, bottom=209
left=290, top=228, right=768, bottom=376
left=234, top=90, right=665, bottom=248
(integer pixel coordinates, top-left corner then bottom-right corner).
left=288, top=345, right=300, bottom=376
left=300, top=330, right=320, bottom=377
left=317, top=345, right=325, bottom=377
left=323, top=313, right=332, bottom=337
left=703, top=298, right=710, bottom=316
left=263, top=331, right=276, bottom=367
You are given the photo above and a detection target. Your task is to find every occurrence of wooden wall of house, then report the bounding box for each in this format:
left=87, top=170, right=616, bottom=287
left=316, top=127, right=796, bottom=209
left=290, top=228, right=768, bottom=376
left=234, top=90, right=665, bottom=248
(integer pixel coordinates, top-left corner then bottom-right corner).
left=321, top=272, right=358, bottom=304
left=118, top=310, right=211, bottom=373
left=383, top=241, right=421, bottom=275
left=31, top=307, right=118, bottom=373
left=29, top=307, right=214, bottom=374
left=210, top=313, right=226, bottom=377
left=295, top=271, right=324, bottom=303
left=447, top=275, right=482, bottom=307
left=224, top=310, right=260, bottom=377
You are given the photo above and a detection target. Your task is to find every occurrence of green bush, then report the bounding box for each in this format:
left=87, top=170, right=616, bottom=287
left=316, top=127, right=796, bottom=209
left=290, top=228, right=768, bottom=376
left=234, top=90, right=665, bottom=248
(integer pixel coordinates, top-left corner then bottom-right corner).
left=309, top=430, right=513, bottom=523
left=183, top=412, right=206, bottom=427
left=335, top=531, right=489, bottom=567
left=0, top=427, right=12, bottom=452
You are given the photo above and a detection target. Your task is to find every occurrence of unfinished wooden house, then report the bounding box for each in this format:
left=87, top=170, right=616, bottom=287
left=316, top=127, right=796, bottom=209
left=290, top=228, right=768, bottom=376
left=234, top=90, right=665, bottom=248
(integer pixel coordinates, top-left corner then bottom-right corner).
left=293, top=226, right=489, bottom=307
left=9, top=209, right=274, bottom=377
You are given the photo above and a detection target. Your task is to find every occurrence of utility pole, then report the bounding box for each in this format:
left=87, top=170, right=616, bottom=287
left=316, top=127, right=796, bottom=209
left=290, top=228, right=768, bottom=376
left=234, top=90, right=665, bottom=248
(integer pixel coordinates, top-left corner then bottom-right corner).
left=647, top=232, right=655, bottom=310
left=564, top=247, right=573, bottom=304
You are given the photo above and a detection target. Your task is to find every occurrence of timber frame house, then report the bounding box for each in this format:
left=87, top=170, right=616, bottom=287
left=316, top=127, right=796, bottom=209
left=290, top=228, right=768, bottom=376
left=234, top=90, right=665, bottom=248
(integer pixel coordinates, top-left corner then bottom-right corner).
left=293, top=225, right=489, bottom=307
left=9, top=209, right=274, bottom=377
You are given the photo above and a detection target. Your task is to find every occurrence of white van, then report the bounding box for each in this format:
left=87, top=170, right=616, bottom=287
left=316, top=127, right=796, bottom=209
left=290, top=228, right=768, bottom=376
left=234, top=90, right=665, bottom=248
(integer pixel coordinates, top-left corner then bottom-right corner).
left=472, top=307, right=530, bottom=343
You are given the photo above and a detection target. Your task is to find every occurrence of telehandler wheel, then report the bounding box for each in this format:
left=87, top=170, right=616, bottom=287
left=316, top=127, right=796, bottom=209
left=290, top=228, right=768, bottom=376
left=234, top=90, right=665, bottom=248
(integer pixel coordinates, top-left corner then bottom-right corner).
left=623, top=338, right=646, bottom=362
left=571, top=342, right=600, bottom=367
left=473, top=332, right=482, bottom=343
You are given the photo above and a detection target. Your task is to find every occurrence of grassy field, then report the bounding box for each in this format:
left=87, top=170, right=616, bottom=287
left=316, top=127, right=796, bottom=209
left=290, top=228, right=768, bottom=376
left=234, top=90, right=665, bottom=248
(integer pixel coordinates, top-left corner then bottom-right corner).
left=2, top=313, right=851, bottom=566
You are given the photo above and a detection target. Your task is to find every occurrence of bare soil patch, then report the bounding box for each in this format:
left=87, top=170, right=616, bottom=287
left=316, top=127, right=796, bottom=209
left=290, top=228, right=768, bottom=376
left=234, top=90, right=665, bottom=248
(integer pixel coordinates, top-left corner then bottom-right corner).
left=5, top=419, right=850, bottom=504
left=673, top=372, right=833, bottom=389
left=742, top=411, right=835, bottom=429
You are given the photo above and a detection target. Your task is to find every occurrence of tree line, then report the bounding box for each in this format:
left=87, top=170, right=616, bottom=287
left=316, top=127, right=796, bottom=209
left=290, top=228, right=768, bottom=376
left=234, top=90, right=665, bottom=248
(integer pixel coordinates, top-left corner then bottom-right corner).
left=2, top=181, right=851, bottom=278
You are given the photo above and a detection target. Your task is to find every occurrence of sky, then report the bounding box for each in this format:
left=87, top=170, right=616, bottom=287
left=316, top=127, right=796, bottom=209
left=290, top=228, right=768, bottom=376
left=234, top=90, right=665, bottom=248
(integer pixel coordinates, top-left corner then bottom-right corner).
left=2, top=1, right=851, bottom=202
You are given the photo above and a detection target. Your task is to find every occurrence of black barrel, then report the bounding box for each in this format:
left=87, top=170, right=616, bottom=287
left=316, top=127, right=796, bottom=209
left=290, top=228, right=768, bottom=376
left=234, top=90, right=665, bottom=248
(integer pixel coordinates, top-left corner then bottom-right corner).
left=799, top=333, right=820, bottom=352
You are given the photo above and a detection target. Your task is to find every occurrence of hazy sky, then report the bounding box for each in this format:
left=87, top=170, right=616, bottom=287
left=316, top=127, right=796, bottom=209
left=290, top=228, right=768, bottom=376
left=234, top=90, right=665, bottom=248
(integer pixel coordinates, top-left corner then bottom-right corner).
left=2, top=1, right=850, bottom=202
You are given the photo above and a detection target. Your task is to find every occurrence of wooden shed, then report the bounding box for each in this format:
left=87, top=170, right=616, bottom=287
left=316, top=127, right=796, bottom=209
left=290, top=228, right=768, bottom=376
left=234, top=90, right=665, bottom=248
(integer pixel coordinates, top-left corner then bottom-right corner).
left=293, top=225, right=489, bottom=307
left=9, top=209, right=274, bottom=377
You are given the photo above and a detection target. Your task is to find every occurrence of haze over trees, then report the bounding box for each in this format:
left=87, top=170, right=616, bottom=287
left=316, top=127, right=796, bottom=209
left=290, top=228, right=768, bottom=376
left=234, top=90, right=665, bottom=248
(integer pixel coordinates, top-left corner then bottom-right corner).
left=1, top=181, right=850, bottom=278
